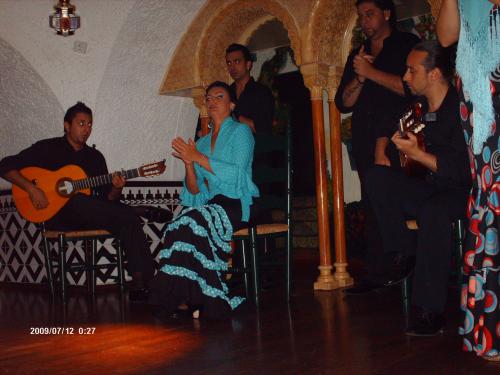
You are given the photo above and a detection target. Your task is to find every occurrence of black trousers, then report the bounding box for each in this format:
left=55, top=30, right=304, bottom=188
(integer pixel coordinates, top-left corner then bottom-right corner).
left=353, top=148, right=389, bottom=280
left=46, top=194, right=155, bottom=282
left=365, top=166, right=468, bottom=313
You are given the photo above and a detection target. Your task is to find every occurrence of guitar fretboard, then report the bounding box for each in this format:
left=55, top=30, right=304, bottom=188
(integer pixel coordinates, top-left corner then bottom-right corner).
left=72, top=169, right=140, bottom=191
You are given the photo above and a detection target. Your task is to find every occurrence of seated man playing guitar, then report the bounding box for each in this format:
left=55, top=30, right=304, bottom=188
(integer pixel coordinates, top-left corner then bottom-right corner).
left=0, top=102, right=155, bottom=301
left=365, top=41, right=471, bottom=336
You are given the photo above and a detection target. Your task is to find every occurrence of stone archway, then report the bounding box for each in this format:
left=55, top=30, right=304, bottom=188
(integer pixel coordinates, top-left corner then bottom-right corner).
left=159, top=0, right=444, bottom=292
left=196, top=0, right=302, bottom=87
left=160, top=0, right=357, bottom=292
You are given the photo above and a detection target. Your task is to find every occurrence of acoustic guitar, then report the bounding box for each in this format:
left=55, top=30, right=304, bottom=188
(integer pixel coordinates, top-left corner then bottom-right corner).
left=12, top=160, right=166, bottom=223
left=398, top=102, right=427, bottom=177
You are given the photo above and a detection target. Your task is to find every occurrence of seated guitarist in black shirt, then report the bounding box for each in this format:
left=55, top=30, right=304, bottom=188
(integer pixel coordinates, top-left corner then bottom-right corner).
left=0, top=102, right=155, bottom=301
left=366, top=41, right=471, bottom=336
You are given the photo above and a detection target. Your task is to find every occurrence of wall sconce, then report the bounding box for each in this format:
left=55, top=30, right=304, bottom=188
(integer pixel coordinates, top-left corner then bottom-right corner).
left=49, top=0, right=80, bottom=36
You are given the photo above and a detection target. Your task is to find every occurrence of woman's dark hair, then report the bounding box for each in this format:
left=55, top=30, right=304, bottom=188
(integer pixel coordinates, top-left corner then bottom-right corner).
left=64, top=101, right=92, bottom=124
left=412, top=41, right=456, bottom=82
left=355, top=0, right=397, bottom=29
left=225, top=43, right=253, bottom=62
left=206, top=81, right=237, bottom=103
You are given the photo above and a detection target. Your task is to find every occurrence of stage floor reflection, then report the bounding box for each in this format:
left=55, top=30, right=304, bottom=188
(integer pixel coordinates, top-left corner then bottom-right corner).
left=0, top=259, right=497, bottom=375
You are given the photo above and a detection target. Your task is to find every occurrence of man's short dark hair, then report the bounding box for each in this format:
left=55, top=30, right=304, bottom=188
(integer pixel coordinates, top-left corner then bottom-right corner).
left=225, top=43, right=252, bottom=62
left=206, top=81, right=237, bottom=103
left=355, top=0, right=397, bottom=29
left=64, top=101, right=92, bottom=124
left=412, top=41, right=456, bottom=82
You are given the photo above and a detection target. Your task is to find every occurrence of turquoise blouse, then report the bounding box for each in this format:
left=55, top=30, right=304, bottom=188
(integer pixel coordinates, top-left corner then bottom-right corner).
left=180, top=116, right=259, bottom=221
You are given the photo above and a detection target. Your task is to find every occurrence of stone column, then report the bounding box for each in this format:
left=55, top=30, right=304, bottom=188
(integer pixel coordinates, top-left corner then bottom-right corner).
left=327, top=78, right=353, bottom=288
left=301, top=64, right=337, bottom=290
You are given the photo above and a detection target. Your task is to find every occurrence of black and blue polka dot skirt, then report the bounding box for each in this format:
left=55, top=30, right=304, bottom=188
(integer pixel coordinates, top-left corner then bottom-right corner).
left=149, top=195, right=246, bottom=319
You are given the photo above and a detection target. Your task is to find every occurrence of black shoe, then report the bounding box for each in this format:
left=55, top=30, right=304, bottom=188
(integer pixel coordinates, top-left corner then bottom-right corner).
left=405, top=311, right=445, bottom=336
left=345, top=280, right=384, bottom=295
left=129, top=287, right=150, bottom=302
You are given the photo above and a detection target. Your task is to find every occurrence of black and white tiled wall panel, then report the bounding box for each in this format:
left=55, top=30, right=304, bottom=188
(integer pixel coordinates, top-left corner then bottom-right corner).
left=0, top=182, right=183, bottom=285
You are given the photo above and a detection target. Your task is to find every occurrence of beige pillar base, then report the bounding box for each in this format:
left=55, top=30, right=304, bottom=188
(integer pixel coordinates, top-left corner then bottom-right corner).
left=333, top=262, right=354, bottom=287
left=313, top=265, right=339, bottom=290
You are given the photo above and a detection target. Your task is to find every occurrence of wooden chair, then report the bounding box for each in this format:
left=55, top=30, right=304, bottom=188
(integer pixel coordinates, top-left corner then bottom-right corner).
left=231, top=127, right=293, bottom=308
left=41, top=226, right=125, bottom=302
left=401, top=218, right=466, bottom=311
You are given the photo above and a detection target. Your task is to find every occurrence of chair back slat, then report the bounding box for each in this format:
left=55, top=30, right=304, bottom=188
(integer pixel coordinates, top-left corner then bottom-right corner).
left=253, top=167, right=287, bottom=184
left=254, top=134, right=287, bottom=153
left=255, top=195, right=287, bottom=211
left=231, top=126, right=293, bottom=307
left=252, top=127, right=292, bottom=223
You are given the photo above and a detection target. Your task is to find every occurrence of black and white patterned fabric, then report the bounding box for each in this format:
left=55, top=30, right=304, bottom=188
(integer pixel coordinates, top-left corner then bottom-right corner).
left=0, top=182, right=182, bottom=285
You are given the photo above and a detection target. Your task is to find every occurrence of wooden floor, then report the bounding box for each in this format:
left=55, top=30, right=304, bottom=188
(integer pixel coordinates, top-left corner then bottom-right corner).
left=0, top=257, right=498, bottom=375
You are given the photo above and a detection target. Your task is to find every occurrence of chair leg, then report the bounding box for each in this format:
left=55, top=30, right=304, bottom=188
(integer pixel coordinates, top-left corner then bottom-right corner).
left=454, top=218, right=465, bottom=282
left=42, top=235, right=55, bottom=298
left=58, top=234, right=67, bottom=303
left=83, top=240, right=91, bottom=295
left=240, top=239, right=250, bottom=299
left=91, top=239, right=97, bottom=296
left=250, top=227, right=260, bottom=308
left=116, top=239, right=125, bottom=293
left=286, top=231, right=292, bottom=302
left=401, top=277, right=411, bottom=316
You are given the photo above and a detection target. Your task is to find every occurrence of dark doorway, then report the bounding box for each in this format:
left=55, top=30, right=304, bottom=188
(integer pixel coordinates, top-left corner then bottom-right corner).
left=274, top=71, right=315, bottom=196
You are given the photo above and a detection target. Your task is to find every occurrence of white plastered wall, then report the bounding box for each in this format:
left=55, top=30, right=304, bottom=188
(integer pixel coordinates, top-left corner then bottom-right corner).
left=0, top=0, right=205, bottom=189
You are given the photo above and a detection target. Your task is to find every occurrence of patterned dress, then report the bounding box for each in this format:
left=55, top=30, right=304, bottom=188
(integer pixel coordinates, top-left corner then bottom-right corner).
left=458, top=76, right=500, bottom=357
left=149, top=117, right=259, bottom=319
left=149, top=196, right=247, bottom=319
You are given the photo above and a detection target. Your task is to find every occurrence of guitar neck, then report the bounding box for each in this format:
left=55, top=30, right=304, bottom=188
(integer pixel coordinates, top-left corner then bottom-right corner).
left=72, top=168, right=140, bottom=191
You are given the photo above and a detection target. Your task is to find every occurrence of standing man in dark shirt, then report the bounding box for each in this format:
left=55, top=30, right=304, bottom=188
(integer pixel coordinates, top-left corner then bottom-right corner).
left=366, top=41, right=471, bottom=336
left=0, top=102, right=155, bottom=301
left=334, top=0, right=420, bottom=292
left=225, top=43, right=275, bottom=135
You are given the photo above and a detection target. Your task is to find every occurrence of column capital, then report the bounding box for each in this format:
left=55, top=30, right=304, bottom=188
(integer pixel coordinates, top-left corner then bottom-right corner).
left=326, top=66, right=344, bottom=101
left=326, top=87, right=336, bottom=102
left=300, top=62, right=329, bottom=99
left=308, top=86, right=323, bottom=101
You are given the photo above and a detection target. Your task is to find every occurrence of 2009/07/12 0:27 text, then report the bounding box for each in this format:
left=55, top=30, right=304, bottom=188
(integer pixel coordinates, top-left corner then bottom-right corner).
left=30, top=327, right=96, bottom=335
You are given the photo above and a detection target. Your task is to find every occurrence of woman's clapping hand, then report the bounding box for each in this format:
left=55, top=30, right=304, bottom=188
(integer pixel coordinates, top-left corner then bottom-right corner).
left=172, top=137, right=200, bottom=165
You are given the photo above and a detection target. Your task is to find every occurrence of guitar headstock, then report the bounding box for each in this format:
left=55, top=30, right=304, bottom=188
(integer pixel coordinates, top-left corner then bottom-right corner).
left=399, top=102, right=425, bottom=135
left=138, top=160, right=166, bottom=178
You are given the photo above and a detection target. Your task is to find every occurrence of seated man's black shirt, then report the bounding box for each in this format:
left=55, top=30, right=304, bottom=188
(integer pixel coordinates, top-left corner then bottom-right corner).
left=230, top=77, right=275, bottom=135
left=379, top=87, right=471, bottom=190
left=0, top=136, right=111, bottom=198
left=334, top=30, right=420, bottom=164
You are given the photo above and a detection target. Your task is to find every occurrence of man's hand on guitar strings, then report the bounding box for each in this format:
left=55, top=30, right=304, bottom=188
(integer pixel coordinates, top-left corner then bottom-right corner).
left=27, top=185, right=49, bottom=210
left=392, top=130, right=420, bottom=159
left=111, top=173, right=126, bottom=189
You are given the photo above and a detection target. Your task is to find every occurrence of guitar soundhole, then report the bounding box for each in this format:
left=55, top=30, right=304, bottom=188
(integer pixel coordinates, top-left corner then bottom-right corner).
left=56, top=179, right=74, bottom=197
